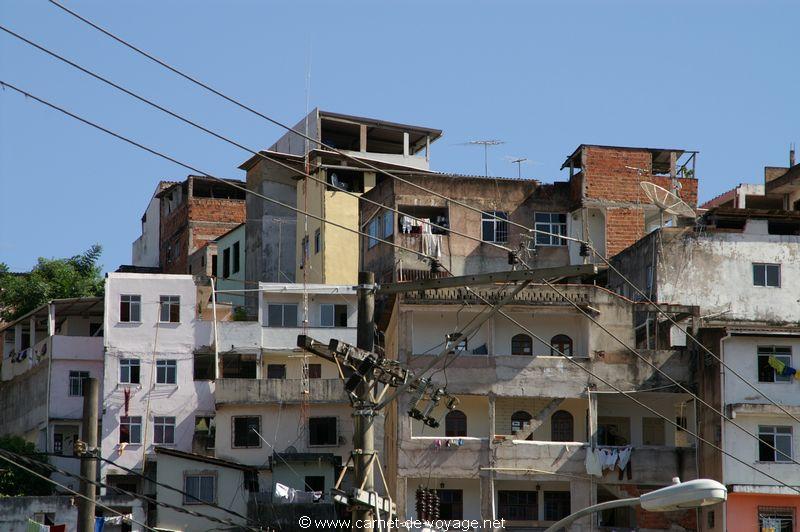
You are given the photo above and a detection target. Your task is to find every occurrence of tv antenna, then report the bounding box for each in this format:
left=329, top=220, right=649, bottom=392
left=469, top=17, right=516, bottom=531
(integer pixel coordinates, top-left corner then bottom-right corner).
left=508, top=157, right=529, bottom=178
left=640, top=181, right=696, bottom=228
left=466, top=139, right=505, bottom=177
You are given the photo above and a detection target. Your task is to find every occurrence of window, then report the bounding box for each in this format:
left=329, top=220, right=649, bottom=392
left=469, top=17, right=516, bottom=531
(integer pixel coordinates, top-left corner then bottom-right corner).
left=267, top=364, right=286, bottom=379
left=759, top=506, right=795, bottom=532
left=321, top=304, right=348, bottom=327
left=445, top=410, right=467, bottom=437
left=68, top=371, right=89, bottom=396
left=551, top=410, right=574, bottom=442
left=89, top=323, right=102, bottom=337
left=367, top=218, right=379, bottom=248
left=120, top=295, right=141, bottom=323
left=194, top=353, right=214, bottom=380
left=154, top=416, right=176, bottom=444
left=758, top=425, right=792, bottom=462
left=511, top=334, right=532, bottom=356
left=497, top=490, right=537, bottom=521
left=753, top=263, right=781, bottom=287
left=598, top=416, right=631, bottom=446
left=309, top=417, right=337, bottom=446
left=314, top=229, right=321, bottom=254
left=438, top=489, right=463, bottom=520
left=221, top=353, right=257, bottom=378
left=482, top=211, right=509, bottom=243
left=156, top=360, right=177, bottom=384
left=211, top=254, right=217, bottom=277
left=642, top=417, right=666, bottom=445
left=159, top=295, right=180, bottom=323
left=222, top=247, right=230, bottom=278
left=53, top=433, right=63, bottom=455
left=308, top=364, right=322, bottom=379
left=383, top=210, right=394, bottom=238
left=544, top=491, right=571, bottom=521
left=550, top=334, right=573, bottom=356
left=120, top=359, right=141, bottom=384
left=301, top=236, right=310, bottom=266
left=267, top=304, right=298, bottom=327
left=534, top=212, right=567, bottom=247
left=194, top=416, right=215, bottom=452
left=305, top=475, right=325, bottom=494
left=511, top=411, right=532, bottom=434
left=232, top=416, right=261, bottom=448
left=758, top=346, right=793, bottom=383
left=184, top=474, right=216, bottom=504
left=120, top=416, right=142, bottom=444
left=232, top=241, right=240, bottom=274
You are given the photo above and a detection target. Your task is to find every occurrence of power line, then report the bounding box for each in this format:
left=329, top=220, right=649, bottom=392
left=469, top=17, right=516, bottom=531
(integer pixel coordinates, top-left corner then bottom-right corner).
left=0, top=79, right=436, bottom=265
left=45, top=0, right=584, bottom=247
left=0, top=23, right=515, bottom=259
left=0, top=450, right=158, bottom=532
left=0, top=448, right=264, bottom=531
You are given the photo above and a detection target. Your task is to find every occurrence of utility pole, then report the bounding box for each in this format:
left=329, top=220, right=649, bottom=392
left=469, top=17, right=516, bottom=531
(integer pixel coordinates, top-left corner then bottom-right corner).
left=77, top=377, right=99, bottom=532
left=353, top=271, right=376, bottom=532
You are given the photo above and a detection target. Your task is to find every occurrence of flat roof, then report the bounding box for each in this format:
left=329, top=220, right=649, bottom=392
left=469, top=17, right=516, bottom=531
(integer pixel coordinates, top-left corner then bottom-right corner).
left=154, top=447, right=257, bottom=471
left=560, top=144, right=696, bottom=171
left=319, top=110, right=443, bottom=140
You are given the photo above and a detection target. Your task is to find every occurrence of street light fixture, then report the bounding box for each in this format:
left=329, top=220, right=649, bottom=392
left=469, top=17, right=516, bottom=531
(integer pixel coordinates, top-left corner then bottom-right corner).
left=544, top=478, right=727, bottom=532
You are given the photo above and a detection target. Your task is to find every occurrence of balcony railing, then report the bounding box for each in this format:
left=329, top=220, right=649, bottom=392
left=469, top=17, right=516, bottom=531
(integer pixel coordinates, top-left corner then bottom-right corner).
left=215, top=378, right=349, bottom=405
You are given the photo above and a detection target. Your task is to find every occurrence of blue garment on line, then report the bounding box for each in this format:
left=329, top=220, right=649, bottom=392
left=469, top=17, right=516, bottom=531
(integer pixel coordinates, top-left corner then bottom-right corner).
left=94, top=517, right=104, bottom=532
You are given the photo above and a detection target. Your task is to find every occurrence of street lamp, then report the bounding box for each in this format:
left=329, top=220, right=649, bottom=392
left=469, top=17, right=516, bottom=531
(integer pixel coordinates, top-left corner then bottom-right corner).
left=544, top=478, right=727, bottom=532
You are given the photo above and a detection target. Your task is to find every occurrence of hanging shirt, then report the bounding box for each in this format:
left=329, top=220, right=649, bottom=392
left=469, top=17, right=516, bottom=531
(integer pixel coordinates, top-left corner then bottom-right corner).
left=585, top=447, right=603, bottom=477
left=617, top=447, right=632, bottom=470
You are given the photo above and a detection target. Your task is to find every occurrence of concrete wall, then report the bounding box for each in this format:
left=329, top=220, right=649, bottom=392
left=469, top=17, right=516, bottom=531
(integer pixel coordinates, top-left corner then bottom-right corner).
left=215, top=224, right=246, bottom=309
left=726, top=492, right=800, bottom=532
left=155, top=453, right=250, bottom=531
left=0, top=496, right=77, bottom=532
left=132, top=192, right=161, bottom=268
left=722, top=412, right=800, bottom=487
left=101, top=273, right=215, bottom=477
left=722, top=335, right=800, bottom=406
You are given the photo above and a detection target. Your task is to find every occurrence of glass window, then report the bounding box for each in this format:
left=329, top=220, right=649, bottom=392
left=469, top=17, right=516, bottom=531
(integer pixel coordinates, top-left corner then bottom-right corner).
left=445, top=410, right=467, bottom=437
left=120, top=295, right=141, bottom=323
left=383, top=210, right=394, bottom=238
left=267, top=364, right=286, bottom=379
left=544, top=491, right=571, bottom=521
left=758, top=425, right=792, bottom=462
left=551, top=410, right=574, bottom=442
left=497, top=490, right=537, bottom=521
left=758, top=506, right=795, bottom=532
left=367, top=218, right=380, bottom=249
left=156, top=360, right=177, bottom=384
left=438, top=489, right=463, bottom=520
left=551, top=334, right=573, bottom=356
left=266, top=304, right=298, bottom=327
left=159, top=295, right=180, bottom=323
left=534, top=212, right=568, bottom=247
left=184, top=474, right=216, bottom=504
left=232, top=416, right=261, bottom=448
left=309, top=417, right=337, bottom=446
left=753, top=263, right=781, bottom=287
left=153, top=416, right=175, bottom=444
left=120, top=416, right=142, bottom=444
left=511, top=411, right=532, bottom=434
left=68, top=371, right=90, bottom=396
left=758, top=346, right=793, bottom=383
left=511, top=334, right=533, bottom=356
left=120, top=359, right=141, bottom=384
left=482, top=211, right=509, bottom=243
left=308, top=364, right=322, bottom=379
left=320, top=304, right=348, bottom=327
left=232, top=241, right=240, bottom=274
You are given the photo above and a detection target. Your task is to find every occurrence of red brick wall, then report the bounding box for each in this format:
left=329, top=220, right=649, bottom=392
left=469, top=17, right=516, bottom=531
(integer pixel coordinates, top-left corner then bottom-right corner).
left=606, top=207, right=646, bottom=257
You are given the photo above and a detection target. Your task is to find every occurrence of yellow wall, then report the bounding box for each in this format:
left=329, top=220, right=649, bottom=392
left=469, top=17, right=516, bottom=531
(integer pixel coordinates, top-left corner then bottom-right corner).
left=495, top=397, right=588, bottom=441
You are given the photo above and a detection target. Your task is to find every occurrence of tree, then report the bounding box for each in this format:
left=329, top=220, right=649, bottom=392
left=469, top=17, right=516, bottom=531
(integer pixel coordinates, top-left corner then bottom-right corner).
left=0, top=245, right=104, bottom=322
left=0, top=436, right=53, bottom=496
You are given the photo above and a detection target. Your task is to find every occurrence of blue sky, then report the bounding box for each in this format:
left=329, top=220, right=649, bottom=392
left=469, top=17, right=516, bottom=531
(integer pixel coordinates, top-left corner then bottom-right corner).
left=1, top=0, right=797, bottom=272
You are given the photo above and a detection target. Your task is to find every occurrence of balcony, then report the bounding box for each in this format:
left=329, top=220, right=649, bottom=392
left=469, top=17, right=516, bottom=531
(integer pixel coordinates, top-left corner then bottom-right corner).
left=398, top=437, right=488, bottom=478
left=215, top=378, right=349, bottom=405
left=261, top=327, right=357, bottom=351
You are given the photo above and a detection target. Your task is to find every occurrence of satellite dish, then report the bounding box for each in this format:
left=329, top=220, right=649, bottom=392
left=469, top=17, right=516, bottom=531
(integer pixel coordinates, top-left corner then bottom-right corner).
left=641, top=182, right=696, bottom=219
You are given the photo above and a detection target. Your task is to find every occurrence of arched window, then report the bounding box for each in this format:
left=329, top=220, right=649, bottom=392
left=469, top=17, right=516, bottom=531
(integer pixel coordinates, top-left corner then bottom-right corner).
left=550, top=334, right=573, bottom=356
left=511, top=411, right=533, bottom=434
left=551, top=410, right=574, bottom=442
left=511, top=334, right=533, bottom=356
left=445, top=410, right=467, bottom=437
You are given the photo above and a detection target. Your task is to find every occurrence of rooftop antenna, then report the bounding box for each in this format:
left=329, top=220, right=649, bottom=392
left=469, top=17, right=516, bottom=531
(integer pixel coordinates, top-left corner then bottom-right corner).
left=640, top=181, right=696, bottom=229
left=467, top=139, right=505, bottom=177
left=508, top=157, right=529, bottom=178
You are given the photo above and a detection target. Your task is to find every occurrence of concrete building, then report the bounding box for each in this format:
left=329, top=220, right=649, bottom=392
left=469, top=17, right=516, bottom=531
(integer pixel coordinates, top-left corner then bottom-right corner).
left=0, top=298, right=104, bottom=493
left=240, top=109, right=442, bottom=315
left=100, top=272, right=221, bottom=494
left=213, top=223, right=246, bottom=311
left=130, top=176, right=246, bottom=274
left=212, top=283, right=359, bottom=512
left=611, top=166, right=800, bottom=531
left=382, top=284, right=699, bottom=531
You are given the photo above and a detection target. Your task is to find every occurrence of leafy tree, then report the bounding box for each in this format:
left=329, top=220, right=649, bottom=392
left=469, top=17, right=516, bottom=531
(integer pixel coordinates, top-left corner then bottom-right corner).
left=0, top=436, right=53, bottom=496
left=0, top=245, right=104, bottom=322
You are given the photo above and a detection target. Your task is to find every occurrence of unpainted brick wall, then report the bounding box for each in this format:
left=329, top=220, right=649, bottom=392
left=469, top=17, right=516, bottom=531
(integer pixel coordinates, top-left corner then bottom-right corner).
left=619, top=484, right=698, bottom=530
left=605, top=207, right=646, bottom=258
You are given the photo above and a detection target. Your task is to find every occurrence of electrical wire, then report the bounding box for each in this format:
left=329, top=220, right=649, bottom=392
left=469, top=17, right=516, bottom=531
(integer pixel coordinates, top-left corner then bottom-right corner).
left=0, top=450, right=158, bottom=532
left=0, top=448, right=264, bottom=531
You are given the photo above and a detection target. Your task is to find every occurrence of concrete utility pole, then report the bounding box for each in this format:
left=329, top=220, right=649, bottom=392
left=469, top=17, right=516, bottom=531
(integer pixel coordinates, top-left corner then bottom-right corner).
left=77, top=377, right=99, bottom=532
left=353, top=271, right=376, bottom=532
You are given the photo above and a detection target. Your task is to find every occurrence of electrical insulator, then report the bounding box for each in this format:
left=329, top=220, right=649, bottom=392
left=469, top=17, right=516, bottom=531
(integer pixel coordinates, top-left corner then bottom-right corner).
left=580, top=243, right=590, bottom=257
left=415, top=486, right=425, bottom=520
left=430, top=489, right=440, bottom=521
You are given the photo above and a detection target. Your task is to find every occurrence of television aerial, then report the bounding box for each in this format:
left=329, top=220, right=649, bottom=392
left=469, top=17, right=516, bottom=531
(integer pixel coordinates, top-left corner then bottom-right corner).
left=506, top=156, right=529, bottom=178
left=640, top=181, right=696, bottom=228
left=464, top=139, right=505, bottom=177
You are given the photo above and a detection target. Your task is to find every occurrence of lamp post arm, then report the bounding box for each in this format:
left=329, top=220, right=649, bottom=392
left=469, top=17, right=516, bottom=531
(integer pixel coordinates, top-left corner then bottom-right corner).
left=544, top=497, right=639, bottom=532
